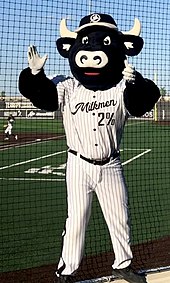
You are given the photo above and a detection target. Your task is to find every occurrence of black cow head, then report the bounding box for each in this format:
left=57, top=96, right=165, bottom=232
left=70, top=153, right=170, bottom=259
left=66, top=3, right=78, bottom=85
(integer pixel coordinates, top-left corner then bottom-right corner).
left=56, top=13, right=144, bottom=91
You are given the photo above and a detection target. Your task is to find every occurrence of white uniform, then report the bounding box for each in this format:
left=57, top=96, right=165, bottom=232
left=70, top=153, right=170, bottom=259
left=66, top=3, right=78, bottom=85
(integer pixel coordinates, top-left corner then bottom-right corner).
left=56, top=77, right=133, bottom=276
left=5, top=120, right=13, bottom=135
left=4, top=116, right=17, bottom=140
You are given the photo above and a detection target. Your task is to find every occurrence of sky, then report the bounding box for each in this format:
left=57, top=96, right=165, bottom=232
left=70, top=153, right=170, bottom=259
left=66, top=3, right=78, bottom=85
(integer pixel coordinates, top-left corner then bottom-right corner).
left=0, top=0, right=170, bottom=96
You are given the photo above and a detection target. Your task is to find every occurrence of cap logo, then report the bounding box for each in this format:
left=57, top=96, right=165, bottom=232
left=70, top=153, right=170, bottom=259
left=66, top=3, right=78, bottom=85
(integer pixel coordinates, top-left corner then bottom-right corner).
left=90, top=14, right=101, bottom=23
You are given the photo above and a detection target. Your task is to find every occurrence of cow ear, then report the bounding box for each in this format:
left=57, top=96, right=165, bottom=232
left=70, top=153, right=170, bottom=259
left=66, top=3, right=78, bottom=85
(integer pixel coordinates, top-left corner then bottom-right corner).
left=123, top=35, right=144, bottom=56
left=56, top=38, right=76, bottom=58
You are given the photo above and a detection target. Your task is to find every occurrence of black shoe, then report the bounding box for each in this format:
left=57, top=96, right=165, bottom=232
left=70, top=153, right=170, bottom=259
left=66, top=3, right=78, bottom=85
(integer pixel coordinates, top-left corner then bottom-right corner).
left=54, top=275, right=74, bottom=283
left=112, top=266, right=147, bottom=283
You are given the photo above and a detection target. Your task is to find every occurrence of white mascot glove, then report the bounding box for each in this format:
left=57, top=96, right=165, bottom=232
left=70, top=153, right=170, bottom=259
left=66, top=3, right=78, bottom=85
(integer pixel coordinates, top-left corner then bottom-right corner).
left=122, top=59, right=136, bottom=84
left=27, top=45, right=48, bottom=75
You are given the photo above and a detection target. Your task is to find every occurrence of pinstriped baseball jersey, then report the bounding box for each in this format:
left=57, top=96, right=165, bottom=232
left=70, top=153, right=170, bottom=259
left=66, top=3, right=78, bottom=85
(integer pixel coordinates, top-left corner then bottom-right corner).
left=56, top=77, right=129, bottom=160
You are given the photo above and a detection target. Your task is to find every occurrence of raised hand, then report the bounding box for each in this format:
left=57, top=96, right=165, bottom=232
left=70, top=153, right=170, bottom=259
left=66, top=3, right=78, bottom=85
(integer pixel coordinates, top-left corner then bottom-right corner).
left=27, top=45, right=48, bottom=75
left=122, top=59, right=136, bottom=83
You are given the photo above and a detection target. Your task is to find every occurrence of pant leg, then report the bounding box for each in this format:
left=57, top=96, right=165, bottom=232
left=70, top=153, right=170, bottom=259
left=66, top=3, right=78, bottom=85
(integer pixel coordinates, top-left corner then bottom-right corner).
left=5, top=125, right=12, bottom=137
left=95, top=157, right=133, bottom=269
left=57, top=153, right=93, bottom=275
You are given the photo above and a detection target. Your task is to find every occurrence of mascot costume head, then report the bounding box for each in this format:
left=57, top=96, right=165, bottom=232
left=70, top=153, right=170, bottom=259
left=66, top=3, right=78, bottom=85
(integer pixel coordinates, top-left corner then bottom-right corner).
left=56, top=13, right=143, bottom=91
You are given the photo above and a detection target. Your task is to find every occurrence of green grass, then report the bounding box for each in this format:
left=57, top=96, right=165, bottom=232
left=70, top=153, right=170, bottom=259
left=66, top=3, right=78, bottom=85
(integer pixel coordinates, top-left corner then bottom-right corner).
left=0, top=119, right=170, bottom=272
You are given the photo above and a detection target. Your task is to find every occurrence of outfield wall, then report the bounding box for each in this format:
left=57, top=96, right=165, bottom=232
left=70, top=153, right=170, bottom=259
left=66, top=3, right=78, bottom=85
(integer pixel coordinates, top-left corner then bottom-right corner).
left=0, top=109, right=55, bottom=119
left=0, top=97, right=154, bottom=120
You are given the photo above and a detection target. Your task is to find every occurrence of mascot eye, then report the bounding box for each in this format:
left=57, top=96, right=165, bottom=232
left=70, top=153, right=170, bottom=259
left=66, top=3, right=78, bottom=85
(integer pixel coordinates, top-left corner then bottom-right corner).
left=103, top=36, right=111, bottom=45
left=82, top=36, right=89, bottom=44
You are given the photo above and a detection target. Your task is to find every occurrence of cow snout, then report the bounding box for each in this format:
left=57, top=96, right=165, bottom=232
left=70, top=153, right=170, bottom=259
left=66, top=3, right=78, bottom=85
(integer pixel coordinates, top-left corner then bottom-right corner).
left=75, top=50, right=108, bottom=68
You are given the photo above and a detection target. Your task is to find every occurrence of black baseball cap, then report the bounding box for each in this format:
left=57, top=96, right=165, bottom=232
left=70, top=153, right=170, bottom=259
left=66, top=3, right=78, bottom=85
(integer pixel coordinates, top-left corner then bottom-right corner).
left=75, top=13, right=119, bottom=33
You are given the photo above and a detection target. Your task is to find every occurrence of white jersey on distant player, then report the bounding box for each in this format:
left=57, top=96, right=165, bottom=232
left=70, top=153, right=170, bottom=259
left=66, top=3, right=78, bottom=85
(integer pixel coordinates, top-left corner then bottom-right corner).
left=4, top=116, right=15, bottom=134
left=56, top=77, right=129, bottom=160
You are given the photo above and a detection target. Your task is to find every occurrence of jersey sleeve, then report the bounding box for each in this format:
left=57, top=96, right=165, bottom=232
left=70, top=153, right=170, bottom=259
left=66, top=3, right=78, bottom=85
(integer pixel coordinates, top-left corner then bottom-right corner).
left=19, top=68, right=58, bottom=111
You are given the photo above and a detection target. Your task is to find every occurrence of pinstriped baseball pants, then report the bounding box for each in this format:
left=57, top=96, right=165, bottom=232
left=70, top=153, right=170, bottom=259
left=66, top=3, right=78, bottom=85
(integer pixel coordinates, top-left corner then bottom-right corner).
left=57, top=152, right=133, bottom=275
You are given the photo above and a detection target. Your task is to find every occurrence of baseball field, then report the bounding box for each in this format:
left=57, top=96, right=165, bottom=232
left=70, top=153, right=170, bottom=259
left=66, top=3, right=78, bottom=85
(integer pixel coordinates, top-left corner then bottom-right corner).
left=0, top=118, right=170, bottom=282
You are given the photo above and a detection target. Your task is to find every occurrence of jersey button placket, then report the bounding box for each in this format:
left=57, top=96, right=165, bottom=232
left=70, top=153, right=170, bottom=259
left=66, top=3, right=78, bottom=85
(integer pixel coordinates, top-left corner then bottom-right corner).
left=92, top=112, right=98, bottom=147
left=92, top=94, right=99, bottom=149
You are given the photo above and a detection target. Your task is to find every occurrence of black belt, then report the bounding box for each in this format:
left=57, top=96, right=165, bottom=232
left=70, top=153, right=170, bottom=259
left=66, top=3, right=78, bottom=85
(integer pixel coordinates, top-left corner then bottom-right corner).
left=68, top=149, right=120, bottom=166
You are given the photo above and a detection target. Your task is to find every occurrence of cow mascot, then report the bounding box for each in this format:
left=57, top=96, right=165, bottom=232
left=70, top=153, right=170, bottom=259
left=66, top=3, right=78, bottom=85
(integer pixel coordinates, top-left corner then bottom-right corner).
left=19, top=13, right=160, bottom=283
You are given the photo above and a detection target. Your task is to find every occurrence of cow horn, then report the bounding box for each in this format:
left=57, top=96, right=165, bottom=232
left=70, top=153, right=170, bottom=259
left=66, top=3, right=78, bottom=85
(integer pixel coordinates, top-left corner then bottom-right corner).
left=60, top=19, right=77, bottom=38
left=122, top=18, right=141, bottom=36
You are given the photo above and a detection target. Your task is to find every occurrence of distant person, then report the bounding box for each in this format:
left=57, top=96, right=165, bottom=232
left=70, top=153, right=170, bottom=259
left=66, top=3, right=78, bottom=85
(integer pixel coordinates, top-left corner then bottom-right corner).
left=4, top=114, right=18, bottom=140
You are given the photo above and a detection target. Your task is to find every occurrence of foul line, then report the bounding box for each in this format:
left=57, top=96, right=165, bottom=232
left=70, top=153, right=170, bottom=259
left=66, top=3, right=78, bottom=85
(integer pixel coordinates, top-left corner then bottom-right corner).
left=126, top=121, right=146, bottom=127
left=0, top=149, right=151, bottom=181
left=0, top=135, right=66, bottom=151
left=0, top=177, right=65, bottom=182
left=122, top=149, right=151, bottom=166
left=0, top=150, right=66, bottom=171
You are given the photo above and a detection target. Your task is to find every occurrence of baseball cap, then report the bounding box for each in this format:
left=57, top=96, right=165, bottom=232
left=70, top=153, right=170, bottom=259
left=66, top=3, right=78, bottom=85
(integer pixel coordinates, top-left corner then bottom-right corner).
left=75, top=13, right=119, bottom=33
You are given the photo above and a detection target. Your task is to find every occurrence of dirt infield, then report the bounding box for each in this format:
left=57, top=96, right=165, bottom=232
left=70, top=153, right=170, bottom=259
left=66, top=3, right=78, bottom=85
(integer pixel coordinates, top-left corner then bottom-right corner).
left=0, top=236, right=170, bottom=283
left=0, top=132, right=65, bottom=149
left=153, top=121, right=170, bottom=126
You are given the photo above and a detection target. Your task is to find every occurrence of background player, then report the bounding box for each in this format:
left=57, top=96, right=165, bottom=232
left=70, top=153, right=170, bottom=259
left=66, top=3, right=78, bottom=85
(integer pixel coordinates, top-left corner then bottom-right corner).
left=4, top=114, right=18, bottom=141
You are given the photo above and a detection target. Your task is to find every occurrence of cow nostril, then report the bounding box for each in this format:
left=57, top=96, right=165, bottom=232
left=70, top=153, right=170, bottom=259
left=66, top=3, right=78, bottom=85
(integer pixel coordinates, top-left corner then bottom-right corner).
left=75, top=50, right=108, bottom=68
left=93, top=56, right=102, bottom=65
left=80, top=55, right=88, bottom=64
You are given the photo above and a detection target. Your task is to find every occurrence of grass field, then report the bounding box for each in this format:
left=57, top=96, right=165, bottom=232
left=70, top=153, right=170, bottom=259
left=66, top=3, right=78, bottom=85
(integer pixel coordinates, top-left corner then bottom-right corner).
left=0, top=118, right=170, bottom=273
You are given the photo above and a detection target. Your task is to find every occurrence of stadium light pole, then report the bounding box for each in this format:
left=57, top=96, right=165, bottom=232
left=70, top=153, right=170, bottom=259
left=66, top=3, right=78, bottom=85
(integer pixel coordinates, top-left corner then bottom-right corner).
left=88, top=0, right=92, bottom=14
left=154, top=71, right=158, bottom=121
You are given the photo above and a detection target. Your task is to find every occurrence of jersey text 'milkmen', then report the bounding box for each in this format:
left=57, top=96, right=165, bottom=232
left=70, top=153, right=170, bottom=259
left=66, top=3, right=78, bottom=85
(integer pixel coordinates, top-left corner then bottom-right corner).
left=71, top=99, right=117, bottom=114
